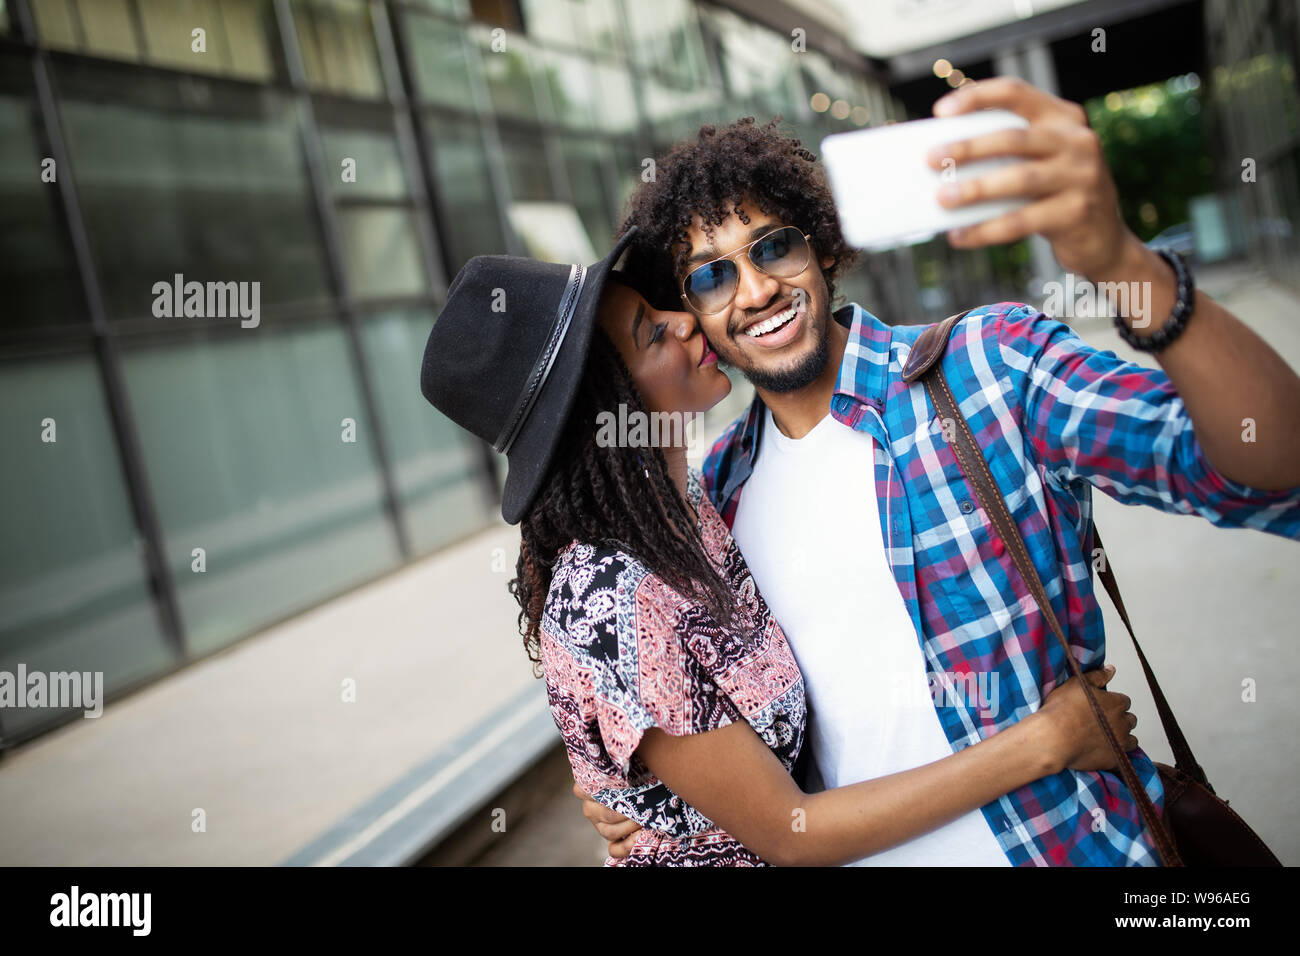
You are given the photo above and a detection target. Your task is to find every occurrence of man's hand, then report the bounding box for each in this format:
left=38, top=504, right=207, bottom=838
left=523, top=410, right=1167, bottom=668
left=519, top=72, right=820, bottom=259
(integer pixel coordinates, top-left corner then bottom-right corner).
left=926, top=75, right=1133, bottom=280
left=925, top=77, right=1300, bottom=492
left=573, top=781, right=642, bottom=859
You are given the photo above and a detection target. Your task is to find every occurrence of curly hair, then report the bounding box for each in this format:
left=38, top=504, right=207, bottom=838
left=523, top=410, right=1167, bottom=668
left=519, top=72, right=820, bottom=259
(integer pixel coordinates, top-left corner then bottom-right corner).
left=506, top=319, right=738, bottom=675
left=617, top=116, right=859, bottom=312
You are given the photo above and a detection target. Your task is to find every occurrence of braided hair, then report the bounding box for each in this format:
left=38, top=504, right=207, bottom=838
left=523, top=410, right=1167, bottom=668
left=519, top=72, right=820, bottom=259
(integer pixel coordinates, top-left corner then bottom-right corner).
left=507, top=321, right=737, bottom=675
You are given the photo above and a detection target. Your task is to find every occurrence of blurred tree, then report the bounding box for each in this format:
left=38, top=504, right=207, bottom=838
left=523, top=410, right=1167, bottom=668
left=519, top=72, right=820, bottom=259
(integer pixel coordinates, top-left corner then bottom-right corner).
left=1085, top=81, right=1214, bottom=241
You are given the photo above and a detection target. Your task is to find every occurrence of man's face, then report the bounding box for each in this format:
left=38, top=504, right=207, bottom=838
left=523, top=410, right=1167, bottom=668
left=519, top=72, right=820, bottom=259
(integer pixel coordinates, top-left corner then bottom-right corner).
left=676, top=198, right=836, bottom=393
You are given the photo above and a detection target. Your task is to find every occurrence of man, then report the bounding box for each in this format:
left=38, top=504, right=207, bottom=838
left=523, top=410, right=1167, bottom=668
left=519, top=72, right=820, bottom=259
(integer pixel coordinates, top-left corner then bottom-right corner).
left=574, top=77, right=1300, bottom=865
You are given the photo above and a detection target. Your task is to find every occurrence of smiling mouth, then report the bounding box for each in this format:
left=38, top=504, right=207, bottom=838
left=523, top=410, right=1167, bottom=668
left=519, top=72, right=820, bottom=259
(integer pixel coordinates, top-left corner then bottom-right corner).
left=740, top=301, right=801, bottom=339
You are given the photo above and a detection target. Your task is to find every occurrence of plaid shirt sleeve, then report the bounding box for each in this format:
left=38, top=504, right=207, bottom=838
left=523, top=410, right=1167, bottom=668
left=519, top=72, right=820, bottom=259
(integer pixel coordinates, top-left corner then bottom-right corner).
left=993, top=305, right=1300, bottom=540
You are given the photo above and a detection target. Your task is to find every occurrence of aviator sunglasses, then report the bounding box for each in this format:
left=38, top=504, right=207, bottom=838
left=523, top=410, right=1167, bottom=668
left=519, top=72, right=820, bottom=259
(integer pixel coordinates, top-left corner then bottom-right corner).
left=679, top=225, right=813, bottom=315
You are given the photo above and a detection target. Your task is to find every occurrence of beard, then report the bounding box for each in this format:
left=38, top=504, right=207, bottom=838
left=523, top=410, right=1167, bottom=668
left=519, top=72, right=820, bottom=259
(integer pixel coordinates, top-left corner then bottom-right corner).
left=720, top=304, right=832, bottom=393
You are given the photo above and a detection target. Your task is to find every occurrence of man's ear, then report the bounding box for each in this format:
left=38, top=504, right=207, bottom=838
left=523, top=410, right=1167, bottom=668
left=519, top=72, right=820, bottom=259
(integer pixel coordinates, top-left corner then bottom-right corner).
left=820, top=255, right=835, bottom=271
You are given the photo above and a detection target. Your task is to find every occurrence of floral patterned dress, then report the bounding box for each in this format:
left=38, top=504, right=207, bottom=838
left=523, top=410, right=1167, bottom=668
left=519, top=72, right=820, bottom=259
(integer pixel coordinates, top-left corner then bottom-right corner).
left=539, top=466, right=807, bottom=866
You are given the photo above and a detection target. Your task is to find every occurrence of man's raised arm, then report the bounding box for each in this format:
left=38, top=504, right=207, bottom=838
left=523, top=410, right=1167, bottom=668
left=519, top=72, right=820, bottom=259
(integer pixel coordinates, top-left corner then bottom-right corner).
left=928, top=75, right=1300, bottom=494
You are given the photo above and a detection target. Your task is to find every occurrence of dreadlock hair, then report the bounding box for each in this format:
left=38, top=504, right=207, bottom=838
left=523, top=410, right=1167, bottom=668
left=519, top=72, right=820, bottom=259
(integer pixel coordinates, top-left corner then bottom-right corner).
left=507, top=309, right=738, bottom=675
left=617, top=116, right=859, bottom=312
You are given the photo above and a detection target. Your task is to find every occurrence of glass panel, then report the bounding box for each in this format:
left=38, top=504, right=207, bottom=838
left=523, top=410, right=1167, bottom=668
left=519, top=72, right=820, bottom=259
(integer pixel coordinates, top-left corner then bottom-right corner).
left=53, top=61, right=331, bottom=320
left=320, top=124, right=410, bottom=200
left=608, top=139, right=643, bottom=225
left=590, top=60, right=638, bottom=135
left=75, top=0, right=142, bottom=61
left=540, top=48, right=596, bottom=129
left=336, top=207, right=428, bottom=299
left=135, top=0, right=214, bottom=70
left=0, top=56, right=87, bottom=327
left=0, top=351, right=175, bottom=740
left=426, top=114, right=508, bottom=266
left=292, top=0, right=384, bottom=98
left=30, top=0, right=81, bottom=49
left=498, top=127, right=552, bottom=200
left=135, top=0, right=275, bottom=81
left=119, top=321, right=402, bottom=656
left=797, top=50, right=862, bottom=134
left=578, top=0, right=624, bottom=59
left=520, top=0, right=575, bottom=48
left=703, top=7, right=803, bottom=120
left=508, top=199, right=595, bottom=263
left=358, top=308, right=494, bottom=552
left=474, top=24, right=544, bottom=121
left=219, top=0, right=277, bottom=81
left=405, top=12, right=483, bottom=110
left=560, top=136, right=616, bottom=250
left=643, top=76, right=724, bottom=144
left=623, top=0, right=708, bottom=89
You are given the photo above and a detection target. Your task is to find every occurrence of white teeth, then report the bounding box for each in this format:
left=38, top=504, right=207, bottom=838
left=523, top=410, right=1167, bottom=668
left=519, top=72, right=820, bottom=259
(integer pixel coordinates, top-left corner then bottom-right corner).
left=744, top=304, right=798, bottom=337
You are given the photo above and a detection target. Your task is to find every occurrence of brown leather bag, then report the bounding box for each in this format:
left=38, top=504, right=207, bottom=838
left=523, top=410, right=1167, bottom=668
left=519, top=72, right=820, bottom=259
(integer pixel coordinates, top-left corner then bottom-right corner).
left=902, top=310, right=1283, bottom=867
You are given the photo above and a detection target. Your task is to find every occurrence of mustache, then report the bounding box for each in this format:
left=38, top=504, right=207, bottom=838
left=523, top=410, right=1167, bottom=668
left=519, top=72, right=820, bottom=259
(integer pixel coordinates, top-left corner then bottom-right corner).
left=731, top=296, right=808, bottom=335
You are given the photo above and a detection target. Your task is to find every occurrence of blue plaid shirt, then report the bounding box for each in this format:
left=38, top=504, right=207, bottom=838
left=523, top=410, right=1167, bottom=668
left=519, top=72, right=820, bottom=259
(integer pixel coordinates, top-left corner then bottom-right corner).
left=702, top=301, right=1300, bottom=865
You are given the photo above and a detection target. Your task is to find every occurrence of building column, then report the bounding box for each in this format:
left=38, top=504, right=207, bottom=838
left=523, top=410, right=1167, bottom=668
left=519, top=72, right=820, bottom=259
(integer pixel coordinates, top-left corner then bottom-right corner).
left=994, top=41, right=1063, bottom=302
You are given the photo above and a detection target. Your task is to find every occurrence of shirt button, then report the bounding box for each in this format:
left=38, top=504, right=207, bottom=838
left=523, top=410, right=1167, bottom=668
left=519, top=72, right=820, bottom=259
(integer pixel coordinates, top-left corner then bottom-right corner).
left=992, top=536, right=1005, bottom=557
left=960, top=499, right=974, bottom=514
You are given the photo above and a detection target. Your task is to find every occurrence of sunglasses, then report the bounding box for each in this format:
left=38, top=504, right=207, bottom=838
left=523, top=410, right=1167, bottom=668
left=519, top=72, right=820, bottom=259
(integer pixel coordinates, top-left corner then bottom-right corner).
left=679, top=225, right=813, bottom=315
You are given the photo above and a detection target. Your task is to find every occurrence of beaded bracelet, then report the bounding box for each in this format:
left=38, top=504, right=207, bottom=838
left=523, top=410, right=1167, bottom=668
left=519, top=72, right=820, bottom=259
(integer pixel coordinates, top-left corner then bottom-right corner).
left=1112, top=248, right=1195, bottom=353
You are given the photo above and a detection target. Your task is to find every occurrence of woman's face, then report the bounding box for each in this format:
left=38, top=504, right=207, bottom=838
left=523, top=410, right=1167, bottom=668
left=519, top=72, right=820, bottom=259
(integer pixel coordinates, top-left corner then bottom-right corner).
left=597, top=281, right=732, bottom=417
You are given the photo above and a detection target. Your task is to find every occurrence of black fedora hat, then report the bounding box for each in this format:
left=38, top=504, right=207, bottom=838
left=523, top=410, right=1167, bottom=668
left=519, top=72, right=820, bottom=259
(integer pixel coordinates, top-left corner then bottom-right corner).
left=419, top=226, right=639, bottom=525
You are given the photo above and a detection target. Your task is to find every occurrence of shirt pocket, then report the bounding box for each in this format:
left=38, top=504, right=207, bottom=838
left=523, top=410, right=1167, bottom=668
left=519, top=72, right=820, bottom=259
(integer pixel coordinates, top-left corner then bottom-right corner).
left=908, top=415, right=988, bottom=548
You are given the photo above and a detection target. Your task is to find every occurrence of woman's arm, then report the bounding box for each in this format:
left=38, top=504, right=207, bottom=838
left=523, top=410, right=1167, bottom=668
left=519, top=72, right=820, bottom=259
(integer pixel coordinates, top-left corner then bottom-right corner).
left=636, top=666, right=1132, bottom=867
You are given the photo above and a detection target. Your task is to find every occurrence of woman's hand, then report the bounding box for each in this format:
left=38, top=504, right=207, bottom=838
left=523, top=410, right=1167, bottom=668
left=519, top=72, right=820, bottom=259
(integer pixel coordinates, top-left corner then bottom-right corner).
left=573, top=780, right=642, bottom=858
left=1035, top=663, right=1139, bottom=773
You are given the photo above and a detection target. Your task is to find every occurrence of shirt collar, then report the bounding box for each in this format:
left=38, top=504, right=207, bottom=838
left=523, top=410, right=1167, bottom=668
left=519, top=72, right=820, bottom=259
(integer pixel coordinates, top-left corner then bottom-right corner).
left=830, top=302, right=896, bottom=421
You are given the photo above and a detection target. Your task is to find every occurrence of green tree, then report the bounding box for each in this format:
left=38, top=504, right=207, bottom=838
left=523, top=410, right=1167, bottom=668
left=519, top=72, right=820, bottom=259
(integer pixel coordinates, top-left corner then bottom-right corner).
left=1085, top=81, right=1214, bottom=241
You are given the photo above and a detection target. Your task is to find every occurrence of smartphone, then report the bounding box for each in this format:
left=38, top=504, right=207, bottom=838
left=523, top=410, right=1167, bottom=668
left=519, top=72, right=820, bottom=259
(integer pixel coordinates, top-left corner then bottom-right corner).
left=821, top=109, right=1032, bottom=250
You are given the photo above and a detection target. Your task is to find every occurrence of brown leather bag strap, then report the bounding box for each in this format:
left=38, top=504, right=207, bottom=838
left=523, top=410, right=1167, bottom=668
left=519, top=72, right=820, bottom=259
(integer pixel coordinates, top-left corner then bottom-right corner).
left=912, top=313, right=1183, bottom=866
left=1091, top=527, right=1212, bottom=791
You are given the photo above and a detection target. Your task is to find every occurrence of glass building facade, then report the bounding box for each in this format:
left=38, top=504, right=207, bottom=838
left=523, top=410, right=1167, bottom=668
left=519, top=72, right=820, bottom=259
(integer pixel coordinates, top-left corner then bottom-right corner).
left=0, top=0, right=941, bottom=746
left=1204, top=0, right=1300, bottom=294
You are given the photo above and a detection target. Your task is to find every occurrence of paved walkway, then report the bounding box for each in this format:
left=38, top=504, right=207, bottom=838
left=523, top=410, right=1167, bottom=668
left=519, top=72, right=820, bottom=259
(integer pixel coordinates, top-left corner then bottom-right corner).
left=0, top=518, right=540, bottom=865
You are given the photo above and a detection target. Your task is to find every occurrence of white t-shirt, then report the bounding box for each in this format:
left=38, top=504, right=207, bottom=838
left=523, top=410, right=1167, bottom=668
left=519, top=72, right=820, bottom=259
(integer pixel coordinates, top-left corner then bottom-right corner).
left=731, top=405, right=1009, bottom=866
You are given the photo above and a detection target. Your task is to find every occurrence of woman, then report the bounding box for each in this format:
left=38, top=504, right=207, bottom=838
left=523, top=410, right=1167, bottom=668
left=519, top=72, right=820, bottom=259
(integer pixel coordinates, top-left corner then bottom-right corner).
left=419, top=229, right=1138, bottom=867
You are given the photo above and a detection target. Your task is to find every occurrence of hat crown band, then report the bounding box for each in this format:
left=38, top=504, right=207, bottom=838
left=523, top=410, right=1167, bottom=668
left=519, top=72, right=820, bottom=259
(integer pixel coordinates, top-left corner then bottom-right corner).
left=493, top=262, right=587, bottom=455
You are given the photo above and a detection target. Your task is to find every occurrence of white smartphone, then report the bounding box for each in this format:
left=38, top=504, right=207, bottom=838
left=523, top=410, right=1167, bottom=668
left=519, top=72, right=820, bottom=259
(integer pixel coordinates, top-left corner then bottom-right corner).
left=820, top=109, right=1032, bottom=250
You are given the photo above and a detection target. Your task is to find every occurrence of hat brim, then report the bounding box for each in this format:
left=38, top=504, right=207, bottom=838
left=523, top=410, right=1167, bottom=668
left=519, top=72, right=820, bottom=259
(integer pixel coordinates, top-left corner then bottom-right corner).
left=499, top=226, right=639, bottom=525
